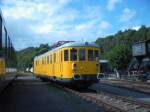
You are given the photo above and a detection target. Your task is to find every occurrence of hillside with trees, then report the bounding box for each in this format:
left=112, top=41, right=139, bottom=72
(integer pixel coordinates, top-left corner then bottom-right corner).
left=96, top=25, right=150, bottom=70
left=17, top=44, right=50, bottom=70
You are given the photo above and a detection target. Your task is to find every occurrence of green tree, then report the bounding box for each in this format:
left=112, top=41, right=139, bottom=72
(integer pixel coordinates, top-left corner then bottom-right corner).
left=96, top=25, right=150, bottom=59
left=107, top=44, right=132, bottom=70
left=17, top=44, right=50, bottom=70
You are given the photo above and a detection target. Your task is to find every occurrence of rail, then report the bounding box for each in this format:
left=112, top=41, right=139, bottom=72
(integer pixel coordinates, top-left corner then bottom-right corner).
left=51, top=83, right=150, bottom=112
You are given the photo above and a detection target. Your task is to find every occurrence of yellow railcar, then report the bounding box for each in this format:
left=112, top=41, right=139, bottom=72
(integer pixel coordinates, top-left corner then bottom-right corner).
left=0, top=58, right=5, bottom=75
left=34, top=42, right=100, bottom=87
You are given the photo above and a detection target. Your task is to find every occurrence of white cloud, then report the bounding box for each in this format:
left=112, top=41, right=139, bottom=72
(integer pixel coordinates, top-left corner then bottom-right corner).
left=1, top=0, right=106, bottom=50
left=121, top=25, right=141, bottom=31
left=120, top=8, right=136, bottom=22
left=99, top=21, right=111, bottom=29
left=75, top=24, right=87, bottom=30
left=3, top=7, right=34, bottom=20
left=58, top=0, right=71, bottom=4
left=30, top=24, right=53, bottom=34
left=2, top=1, right=62, bottom=20
left=75, top=19, right=97, bottom=31
left=131, top=26, right=141, bottom=31
left=107, top=0, right=121, bottom=11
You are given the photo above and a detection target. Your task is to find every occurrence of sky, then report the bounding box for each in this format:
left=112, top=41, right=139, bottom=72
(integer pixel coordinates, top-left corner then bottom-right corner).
left=0, top=0, right=150, bottom=50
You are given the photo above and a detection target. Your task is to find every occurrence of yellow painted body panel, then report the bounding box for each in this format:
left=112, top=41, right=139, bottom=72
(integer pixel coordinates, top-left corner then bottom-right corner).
left=0, top=58, right=5, bottom=75
left=34, top=46, right=100, bottom=79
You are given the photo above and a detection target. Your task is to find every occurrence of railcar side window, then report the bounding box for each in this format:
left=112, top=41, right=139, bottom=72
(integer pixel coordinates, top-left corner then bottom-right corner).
left=50, top=54, right=52, bottom=63
left=88, top=50, right=94, bottom=61
left=79, top=49, right=85, bottom=61
left=70, top=48, right=77, bottom=61
left=42, top=58, right=44, bottom=64
left=47, top=56, right=49, bottom=64
left=94, top=50, right=99, bottom=60
left=45, top=56, right=47, bottom=64
left=64, top=50, right=68, bottom=61
left=54, top=53, right=56, bottom=62
left=61, top=51, right=62, bottom=62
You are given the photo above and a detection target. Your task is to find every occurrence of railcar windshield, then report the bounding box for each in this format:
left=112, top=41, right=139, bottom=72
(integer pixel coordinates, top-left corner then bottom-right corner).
left=70, top=48, right=77, bottom=61
left=64, top=50, right=68, bottom=61
left=79, top=49, right=85, bottom=61
left=94, top=50, right=99, bottom=61
left=88, top=50, right=94, bottom=61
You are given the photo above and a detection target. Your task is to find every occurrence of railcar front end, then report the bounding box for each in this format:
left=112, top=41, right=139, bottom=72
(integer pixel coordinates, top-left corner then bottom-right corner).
left=34, top=42, right=100, bottom=87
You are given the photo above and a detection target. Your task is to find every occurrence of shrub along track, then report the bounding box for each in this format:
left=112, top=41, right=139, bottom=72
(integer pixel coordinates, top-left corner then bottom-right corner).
left=52, top=83, right=150, bottom=112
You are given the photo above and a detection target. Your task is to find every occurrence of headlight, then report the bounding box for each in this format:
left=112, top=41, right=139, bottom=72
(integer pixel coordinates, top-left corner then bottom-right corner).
left=73, top=74, right=81, bottom=80
left=72, top=63, right=77, bottom=71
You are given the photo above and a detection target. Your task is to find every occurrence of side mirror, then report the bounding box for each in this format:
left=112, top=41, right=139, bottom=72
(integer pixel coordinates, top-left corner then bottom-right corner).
left=96, top=57, right=99, bottom=61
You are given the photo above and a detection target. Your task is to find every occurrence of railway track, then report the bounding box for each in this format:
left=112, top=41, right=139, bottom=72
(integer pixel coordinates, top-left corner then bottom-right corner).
left=106, top=79, right=150, bottom=87
left=100, top=80, right=150, bottom=94
left=111, top=79, right=150, bottom=85
left=52, top=83, right=150, bottom=112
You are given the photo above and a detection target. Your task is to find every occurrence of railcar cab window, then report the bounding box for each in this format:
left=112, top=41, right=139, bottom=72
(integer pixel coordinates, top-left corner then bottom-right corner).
left=94, top=50, right=99, bottom=61
left=79, top=49, right=85, bottom=61
left=88, top=50, right=94, bottom=61
left=64, top=50, right=68, bottom=61
left=70, top=48, right=77, bottom=61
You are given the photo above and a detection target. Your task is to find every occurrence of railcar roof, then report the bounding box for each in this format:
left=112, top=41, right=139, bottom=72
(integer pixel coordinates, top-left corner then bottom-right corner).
left=34, top=42, right=99, bottom=60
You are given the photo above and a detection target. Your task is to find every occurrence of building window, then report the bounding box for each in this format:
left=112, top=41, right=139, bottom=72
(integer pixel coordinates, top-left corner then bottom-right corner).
left=79, top=49, right=85, bottom=61
left=88, top=50, right=93, bottom=61
left=64, top=50, right=68, bottom=61
left=70, top=48, right=77, bottom=61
